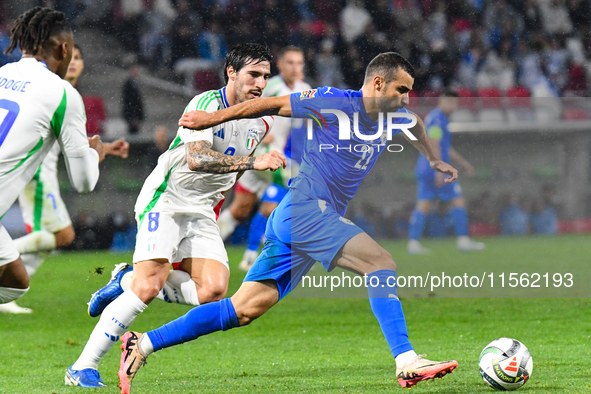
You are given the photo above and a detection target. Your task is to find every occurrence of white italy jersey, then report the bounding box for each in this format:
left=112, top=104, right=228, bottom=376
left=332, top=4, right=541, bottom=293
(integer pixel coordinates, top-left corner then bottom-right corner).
left=262, top=75, right=310, bottom=153
left=0, top=58, right=91, bottom=217
left=134, top=87, right=274, bottom=223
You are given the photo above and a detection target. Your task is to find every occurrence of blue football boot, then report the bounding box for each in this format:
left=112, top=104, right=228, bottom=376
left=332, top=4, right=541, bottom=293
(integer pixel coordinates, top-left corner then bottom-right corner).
left=65, top=366, right=107, bottom=387
left=88, top=263, right=133, bottom=317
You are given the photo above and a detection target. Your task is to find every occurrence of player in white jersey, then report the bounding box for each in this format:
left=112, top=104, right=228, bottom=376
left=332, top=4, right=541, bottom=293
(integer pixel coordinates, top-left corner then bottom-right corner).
left=0, top=7, right=103, bottom=307
left=0, top=45, right=129, bottom=314
left=235, top=46, right=312, bottom=270
left=66, top=43, right=286, bottom=389
left=217, top=46, right=310, bottom=249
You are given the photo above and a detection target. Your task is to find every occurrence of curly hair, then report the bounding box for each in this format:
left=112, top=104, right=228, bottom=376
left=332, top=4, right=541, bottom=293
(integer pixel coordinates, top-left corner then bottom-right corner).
left=4, top=7, right=71, bottom=56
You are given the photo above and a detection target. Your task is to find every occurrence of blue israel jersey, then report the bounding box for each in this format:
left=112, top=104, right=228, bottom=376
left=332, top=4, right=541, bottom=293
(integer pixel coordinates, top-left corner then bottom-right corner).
left=415, top=107, right=452, bottom=177
left=289, top=86, right=412, bottom=216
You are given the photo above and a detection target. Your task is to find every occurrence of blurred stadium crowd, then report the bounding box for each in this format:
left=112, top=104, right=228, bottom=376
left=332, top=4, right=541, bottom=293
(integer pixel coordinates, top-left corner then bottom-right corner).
left=349, top=183, right=563, bottom=240
left=2, top=0, right=591, bottom=97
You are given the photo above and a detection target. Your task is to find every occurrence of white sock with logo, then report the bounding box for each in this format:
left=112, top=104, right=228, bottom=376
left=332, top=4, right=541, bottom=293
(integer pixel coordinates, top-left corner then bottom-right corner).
left=72, top=288, right=146, bottom=370
left=119, top=269, right=199, bottom=306
left=395, top=350, right=419, bottom=369
left=13, top=231, right=56, bottom=254
left=155, top=270, right=200, bottom=306
left=217, top=209, right=238, bottom=241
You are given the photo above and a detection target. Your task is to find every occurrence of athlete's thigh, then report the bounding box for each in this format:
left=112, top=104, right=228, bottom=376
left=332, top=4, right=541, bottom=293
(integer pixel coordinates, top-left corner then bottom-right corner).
left=333, top=232, right=393, bottom=275
left=0, top=223, right=19, bottom=268
left=175, top=214, right=229, bottom=271
left=416, top=176, right=437, bottom=202
left=176, top=257, right=229, bottom=292
left=436, top=181, right=463, bottom=202
left=290, top=190, right=363, bottom=271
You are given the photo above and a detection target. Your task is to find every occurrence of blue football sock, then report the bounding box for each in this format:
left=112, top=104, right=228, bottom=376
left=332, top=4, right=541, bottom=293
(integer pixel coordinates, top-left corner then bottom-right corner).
left=450, top=207, right=469, bottom=236
left=247, top=212, right=268, bottom=252
left=367, top=270, right=413, bottom=358
left=147, top=298, right=239, bottom=352
left=408, top=209, right=428, bottom=240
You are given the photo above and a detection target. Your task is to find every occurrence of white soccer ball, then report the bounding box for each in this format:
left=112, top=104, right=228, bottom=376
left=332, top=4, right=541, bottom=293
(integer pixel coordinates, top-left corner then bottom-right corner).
left=479, top=338, right=533, bottom=391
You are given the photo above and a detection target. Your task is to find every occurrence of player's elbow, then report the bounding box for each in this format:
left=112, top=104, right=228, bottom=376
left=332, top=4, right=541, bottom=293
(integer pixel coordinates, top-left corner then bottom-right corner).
left=186, top=157, right=204, bottom=172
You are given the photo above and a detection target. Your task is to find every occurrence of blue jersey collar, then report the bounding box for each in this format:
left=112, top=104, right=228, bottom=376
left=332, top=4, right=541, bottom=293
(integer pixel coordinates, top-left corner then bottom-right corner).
left=219, top=87, right=230, bottom=109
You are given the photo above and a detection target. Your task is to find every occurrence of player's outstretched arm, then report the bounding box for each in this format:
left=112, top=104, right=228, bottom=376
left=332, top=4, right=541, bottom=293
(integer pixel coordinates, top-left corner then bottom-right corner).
left=186, top=141, right=287, bottom=174
left=403, top=112, right=458, bottom=183
left=179, top=96, right=292, bottom=130
left=103, top=138, right=129, bottom=159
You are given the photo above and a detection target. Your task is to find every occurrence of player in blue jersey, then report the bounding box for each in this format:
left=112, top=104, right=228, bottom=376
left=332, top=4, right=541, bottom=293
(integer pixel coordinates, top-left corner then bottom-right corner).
left=116, top=53, right=459, bottom=393
left=408, top=90, right=484, bottom=254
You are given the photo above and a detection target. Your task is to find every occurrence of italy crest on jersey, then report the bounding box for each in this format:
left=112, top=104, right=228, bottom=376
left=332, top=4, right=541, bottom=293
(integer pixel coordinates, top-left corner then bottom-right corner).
left=246, top=129, right=258, bottom=150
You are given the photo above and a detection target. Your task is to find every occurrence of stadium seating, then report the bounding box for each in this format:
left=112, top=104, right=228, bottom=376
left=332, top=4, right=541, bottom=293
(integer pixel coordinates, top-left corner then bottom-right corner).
left=449, top=87, right=476, bottom=122
left=505, top=86, right=534, bottom=121
left=477, top=87, right=505, bottom=122
left=562, top=108, right=588, bottom=120
left=82, top=95, right=106, bottom=136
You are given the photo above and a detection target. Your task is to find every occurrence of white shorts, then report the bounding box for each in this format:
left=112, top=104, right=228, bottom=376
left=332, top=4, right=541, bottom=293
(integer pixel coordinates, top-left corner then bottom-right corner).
left=133, top=211, right=229, bottom=270
left=236, top=171, right=271, bottom=198
left=18, top=180, right=71, bottom=233
left=0, top=224, right=19, bottom=267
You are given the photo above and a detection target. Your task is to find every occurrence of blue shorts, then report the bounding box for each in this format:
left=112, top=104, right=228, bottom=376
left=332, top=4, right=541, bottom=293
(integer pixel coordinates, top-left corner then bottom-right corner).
left=261, top=183, right=288, bottom=204
left=416, top=176, right=462, bottom=202
left=244, top=189, right=363, bottom=300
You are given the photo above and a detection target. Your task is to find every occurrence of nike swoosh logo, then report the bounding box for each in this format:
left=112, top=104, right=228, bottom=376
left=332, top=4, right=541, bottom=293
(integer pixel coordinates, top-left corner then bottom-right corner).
left=126, top=358, right=136, bottom=376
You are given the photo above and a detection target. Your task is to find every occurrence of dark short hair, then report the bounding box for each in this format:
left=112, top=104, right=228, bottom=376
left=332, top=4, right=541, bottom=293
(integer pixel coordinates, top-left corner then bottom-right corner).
left=277, top=46, right=304, bottom=60
left=364, top=52, right=415, bottom=84
left=223, top=43, right=273, bottom=83
left=4, top=7, right=71, bottom=55
left=74, top=43, right=83, bottom=58
left=441, top=88, right=459, bottom=97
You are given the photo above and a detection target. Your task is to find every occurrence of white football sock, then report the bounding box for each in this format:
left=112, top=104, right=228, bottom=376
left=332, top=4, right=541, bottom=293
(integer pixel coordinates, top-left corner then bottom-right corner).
left=0, top=286, right=29, bottom=303
left=72, top=288, right=146, bottom=370
left=119, top=268, right=198, bottom=306
left=20, top=253, right=45, bottom=276
left=242, top=249, right=259, bottom=264
left=217, top=209, right=239, bottom=241
left=155, top=270, right=200, bottom=306
left=120, top=271, right=134, bottom=291
left=395, top=350, right=419, bottom=369
left=138, top=333, right=154, bottom=357
left=13, top=231, right=56, bottom=254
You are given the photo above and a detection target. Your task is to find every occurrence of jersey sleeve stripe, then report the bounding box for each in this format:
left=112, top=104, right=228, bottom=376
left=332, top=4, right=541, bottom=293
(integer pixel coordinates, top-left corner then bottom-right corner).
left=195, top=91, right=214, bottom=111
left=50, top=88, right=67, bottom=139
left=4, top=138, right=44, bottom=175
left=169, top=135, right=182, bottom=150
left=199, top=92, right=221, bottom=111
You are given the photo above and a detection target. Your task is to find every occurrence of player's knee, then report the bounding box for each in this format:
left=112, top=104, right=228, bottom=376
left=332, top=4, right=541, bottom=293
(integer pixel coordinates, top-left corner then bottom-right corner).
left=198, top=282, right=227, bottom=304
left=55, top=226, right=75, bottom=248
left=134, top=280, right=162, bottom=302
left=372, top=248, right=396, bottom=272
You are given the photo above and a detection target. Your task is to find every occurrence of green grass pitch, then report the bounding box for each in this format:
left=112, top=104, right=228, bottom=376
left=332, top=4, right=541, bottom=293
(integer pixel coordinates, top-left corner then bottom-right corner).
left=1, top=235, right=591, bottom=393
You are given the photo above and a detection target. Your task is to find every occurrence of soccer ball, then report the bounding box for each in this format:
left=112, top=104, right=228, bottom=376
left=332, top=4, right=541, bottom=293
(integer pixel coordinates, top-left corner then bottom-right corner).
left=479, top=338, right=533, bottom=391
